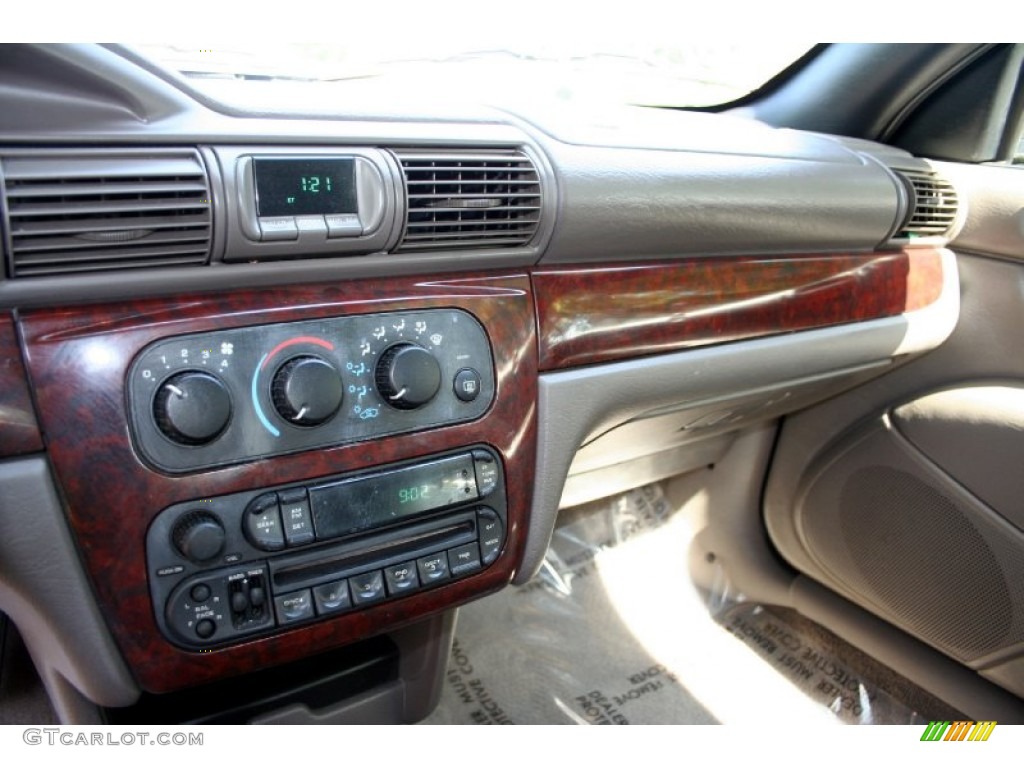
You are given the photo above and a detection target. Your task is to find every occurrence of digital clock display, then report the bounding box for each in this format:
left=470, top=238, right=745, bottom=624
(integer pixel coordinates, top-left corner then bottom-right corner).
left=253, top=158, right=357, bottom=217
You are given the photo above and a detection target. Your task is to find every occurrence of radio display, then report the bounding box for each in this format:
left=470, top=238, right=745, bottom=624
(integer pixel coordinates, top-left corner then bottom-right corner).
left=310, top=454, right=480, bottom=539
left=253, top=157, right=357, bottom=217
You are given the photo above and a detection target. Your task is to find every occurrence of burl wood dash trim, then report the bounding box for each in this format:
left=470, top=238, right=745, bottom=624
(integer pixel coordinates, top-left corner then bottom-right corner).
left=0, top=312, right=43, bottom=457
left=532, top=248, right=948, bottom=371
left=19, top=272, right=537, bottom=694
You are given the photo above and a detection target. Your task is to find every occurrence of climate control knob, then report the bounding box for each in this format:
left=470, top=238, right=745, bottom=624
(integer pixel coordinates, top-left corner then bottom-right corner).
left=271, top=355, right=343, bottom=426
left=375, top=343, right=442, bottom=410
left=153, top=371, right=232, bottom=446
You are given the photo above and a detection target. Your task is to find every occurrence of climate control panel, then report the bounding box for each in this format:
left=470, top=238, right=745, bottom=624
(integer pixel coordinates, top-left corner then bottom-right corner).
left=127, top=309, right=495, bottom=473
left=146, top=446, right=507, bottom=649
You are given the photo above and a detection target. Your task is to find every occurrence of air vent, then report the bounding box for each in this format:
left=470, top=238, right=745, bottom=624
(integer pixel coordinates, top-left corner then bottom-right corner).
left=394, top=149, right=541, bottom=251
left=894, top=169, right=959, bottom=239
left=2, top=150, right=212, bottom=277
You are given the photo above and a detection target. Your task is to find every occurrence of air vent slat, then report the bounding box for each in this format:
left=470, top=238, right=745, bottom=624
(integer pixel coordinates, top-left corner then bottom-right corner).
left=15, top=242, right=211, bottom=266
left=11, top=230, right=212, bottom=255
left=3, top=156, right=205, bottom=181
left=401, top=169, right=536, bottom=177
left=5, top=181, right=209, bottom=198
left=406, top=205, right=541, bottom=215
left=893, top=168, right=959, bottom=240
left=407, top=191, right=540, bottom=200
left=394, top=148, right=542, bottom=252
left=396, top=152, right=537, bottom=162
left=405, top=182, right=540, bottom=190
left=11, top=213, right=210, bottom=237
left=2, top=150, right=213, bottom=277
left=404, top=226, right=539, bottom=235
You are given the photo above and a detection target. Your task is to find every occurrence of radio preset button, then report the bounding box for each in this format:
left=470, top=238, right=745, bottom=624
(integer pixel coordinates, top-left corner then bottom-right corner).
left=244, top=494, right=286, bottom=551
left=477, top=509, right=504, bottom=565
left=384, top=561, right=419, bottom=595
left=417, top=552, right=450, bottom=585
left=448, top=543, right=482, bottom=576
left=313, top=580, right=351, bottom=614
left=349, top=571, right=385, bottom=605
left=274, top=590, right=314, bottom=624
left=278, top=489, right=315, bottom=546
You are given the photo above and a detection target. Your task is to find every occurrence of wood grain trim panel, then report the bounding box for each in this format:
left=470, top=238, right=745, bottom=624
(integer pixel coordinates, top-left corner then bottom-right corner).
left=532, top=248, right=948, bottom=371
left=0, top=312, right=43, bottom=456
left=19, top=272, right=537, bottom=694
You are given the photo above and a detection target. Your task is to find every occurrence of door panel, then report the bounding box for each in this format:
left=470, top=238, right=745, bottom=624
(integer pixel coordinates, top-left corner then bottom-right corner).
left=765, top=160, right=1024, bottom=698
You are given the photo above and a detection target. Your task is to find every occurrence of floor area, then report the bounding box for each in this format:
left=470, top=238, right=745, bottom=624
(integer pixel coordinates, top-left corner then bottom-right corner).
left=422, top=483, right=961, bottom=724
left=0, top=614, right=56, bottom=725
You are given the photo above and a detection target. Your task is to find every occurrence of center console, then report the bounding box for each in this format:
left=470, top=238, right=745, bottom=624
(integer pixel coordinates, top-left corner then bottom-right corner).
left=19, top=271, right=538, bottom=704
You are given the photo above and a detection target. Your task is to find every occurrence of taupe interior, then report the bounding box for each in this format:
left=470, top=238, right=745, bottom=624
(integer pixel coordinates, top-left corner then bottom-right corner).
left=2, top=42, right=1024, bottom=724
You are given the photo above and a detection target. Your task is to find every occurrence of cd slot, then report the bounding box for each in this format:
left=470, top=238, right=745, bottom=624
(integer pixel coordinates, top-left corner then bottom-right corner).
left=271, top=512, right=477, bottom=592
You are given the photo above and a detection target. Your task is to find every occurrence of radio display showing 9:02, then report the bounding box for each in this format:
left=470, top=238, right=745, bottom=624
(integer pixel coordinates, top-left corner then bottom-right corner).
left=398, top=485, right=431, bottom=504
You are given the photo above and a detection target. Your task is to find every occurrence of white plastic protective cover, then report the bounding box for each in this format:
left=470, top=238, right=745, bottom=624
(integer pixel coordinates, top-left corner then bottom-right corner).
left=423, top=484, right=941, bottom=725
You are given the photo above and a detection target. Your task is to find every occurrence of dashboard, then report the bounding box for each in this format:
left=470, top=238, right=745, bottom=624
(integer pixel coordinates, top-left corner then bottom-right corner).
left=0, top=43, right=974, bottom=723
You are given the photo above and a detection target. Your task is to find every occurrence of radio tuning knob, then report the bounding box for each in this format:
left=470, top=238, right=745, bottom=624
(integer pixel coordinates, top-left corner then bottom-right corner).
left=271, top=355, right=343, bottom=426
left=375, top=343, right=442, bottom=410
left=153, top=371, right=232, bottom=446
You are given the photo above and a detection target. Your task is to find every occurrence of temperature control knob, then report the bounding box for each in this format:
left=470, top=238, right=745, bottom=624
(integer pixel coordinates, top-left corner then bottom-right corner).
left=172, top=512, right=226, bottom=563
left=153, top=371, right=232, bottom=446
left=375, top=343, right=441, bottom=410
left=271, top=355, right=343, bottom=426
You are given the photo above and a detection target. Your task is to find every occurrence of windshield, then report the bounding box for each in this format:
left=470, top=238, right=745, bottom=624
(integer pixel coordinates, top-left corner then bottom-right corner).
left=134, top=42, right=816, bottom=110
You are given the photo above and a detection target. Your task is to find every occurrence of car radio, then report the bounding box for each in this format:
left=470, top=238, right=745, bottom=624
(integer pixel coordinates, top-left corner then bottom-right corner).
left=146, top=446, right=506, bottom=650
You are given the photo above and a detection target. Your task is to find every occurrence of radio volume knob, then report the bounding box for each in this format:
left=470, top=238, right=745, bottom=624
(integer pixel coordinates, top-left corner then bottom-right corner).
left=271, top=355, right=343, bottom=426
left=172, top=512, right=226, bottom=563
left=153, top=371, right=232, bottom=446
left=375, top=343, right=442, bottom=410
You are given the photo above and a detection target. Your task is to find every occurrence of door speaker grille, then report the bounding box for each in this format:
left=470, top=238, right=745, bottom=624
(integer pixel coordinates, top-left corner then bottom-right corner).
left=799, top=426, right=1024, bottom=662
left=838, top=466, right=1010, bottom=657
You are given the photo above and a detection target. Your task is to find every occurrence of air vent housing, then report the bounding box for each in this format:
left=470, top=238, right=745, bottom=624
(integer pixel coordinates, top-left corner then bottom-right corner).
left=2, top=149, right=212, bottom=277
left=893, top=169, right=959, bottom=239
left=394, top=149, right=541, bottom=251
